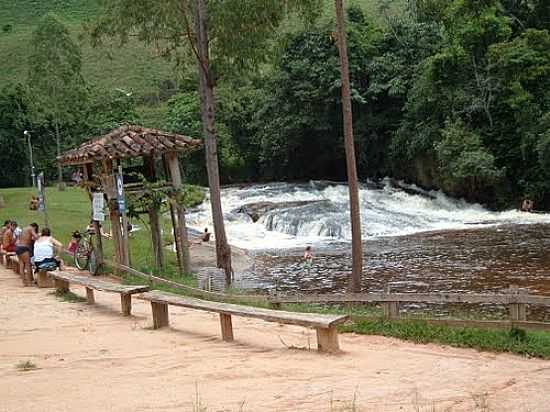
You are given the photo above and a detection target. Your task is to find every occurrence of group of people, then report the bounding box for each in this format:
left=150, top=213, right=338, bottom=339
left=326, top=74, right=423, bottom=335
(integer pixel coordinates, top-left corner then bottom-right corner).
left=1, top=220, right=63, bottom=282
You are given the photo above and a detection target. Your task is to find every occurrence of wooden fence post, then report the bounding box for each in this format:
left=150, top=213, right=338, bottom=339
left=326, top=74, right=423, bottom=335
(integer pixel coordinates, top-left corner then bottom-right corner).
left=509, top=284, right=527, bottom=322
left=165, top=153, right=191, bottom=275
left=382, top=285, right=399, bottom=320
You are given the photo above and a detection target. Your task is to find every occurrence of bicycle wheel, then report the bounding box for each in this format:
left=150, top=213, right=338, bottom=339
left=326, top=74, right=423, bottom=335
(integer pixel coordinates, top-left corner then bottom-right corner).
left=88, top=249, right=98, bottom=275
left=74, top=239, right=91, bottom=270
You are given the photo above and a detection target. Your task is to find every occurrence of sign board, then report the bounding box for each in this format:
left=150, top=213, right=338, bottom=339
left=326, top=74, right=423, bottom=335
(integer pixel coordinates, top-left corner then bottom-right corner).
left=115, top=173, right=126, bottom=214
left=92, top=192, right=105, bottom=222
left=37, top=173, right=45, bottom=212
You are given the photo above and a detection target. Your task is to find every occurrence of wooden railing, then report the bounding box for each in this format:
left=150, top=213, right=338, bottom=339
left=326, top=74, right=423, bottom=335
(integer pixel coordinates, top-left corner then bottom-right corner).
left=269, top=285, right=550, bottom=330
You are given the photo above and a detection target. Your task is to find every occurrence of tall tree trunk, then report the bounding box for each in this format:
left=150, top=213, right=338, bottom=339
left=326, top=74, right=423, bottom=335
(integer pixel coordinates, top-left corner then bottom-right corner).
left=195, top=0, right=233, bottom=287
left=54, top=119, right=65, bottom=191
left=144, top=156, right=164, bottom=270
left=335, top=0, right=363, bottom=292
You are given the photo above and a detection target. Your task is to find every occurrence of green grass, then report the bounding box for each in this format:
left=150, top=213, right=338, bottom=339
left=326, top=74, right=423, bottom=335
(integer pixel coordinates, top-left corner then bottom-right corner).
left=341, top=318, right=550, bottom=359
left=15, top=360, right=38, bottom=371
left=0, top=185, right=202, bottom=284
left=51, top=289, right=87, bottom=303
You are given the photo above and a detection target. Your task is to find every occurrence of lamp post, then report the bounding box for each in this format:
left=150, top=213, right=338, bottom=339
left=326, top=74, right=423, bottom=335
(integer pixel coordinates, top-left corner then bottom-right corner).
left=23, top=130, right=36, bottom=187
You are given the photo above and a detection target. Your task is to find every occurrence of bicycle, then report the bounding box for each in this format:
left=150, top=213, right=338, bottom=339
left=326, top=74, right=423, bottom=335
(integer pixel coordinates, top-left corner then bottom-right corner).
left=72, top=229, right=98, bottom=275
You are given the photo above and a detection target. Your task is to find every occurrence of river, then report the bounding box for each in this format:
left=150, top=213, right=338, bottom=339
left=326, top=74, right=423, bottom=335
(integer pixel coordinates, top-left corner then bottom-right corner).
left=186, top=181, right=550, bottom=319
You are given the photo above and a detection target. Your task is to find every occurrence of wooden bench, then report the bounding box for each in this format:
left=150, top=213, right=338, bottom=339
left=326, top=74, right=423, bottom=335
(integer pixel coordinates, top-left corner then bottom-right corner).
left=49, top=271, right=149, bottom=316
left=139, top=291, right=349, bottom=353
left=36, top=270, right=55, bottom=288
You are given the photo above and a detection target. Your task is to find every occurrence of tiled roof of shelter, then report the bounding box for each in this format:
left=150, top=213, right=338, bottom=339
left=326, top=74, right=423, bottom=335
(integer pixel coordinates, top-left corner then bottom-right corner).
left=57, top=125, right=202, bottom=165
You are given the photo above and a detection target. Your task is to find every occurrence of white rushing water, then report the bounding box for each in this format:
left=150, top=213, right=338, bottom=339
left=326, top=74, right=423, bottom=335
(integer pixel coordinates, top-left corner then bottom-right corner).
left=186, top=180, right=550, bottom=250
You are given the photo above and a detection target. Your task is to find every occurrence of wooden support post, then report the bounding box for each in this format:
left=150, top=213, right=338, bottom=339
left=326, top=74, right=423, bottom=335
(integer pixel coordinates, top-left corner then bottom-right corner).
left=165, top=153, right=190, bottom=274
left=103, top=159, right=125, bottom=267
left=219, top=313, right=234, bottom=341
left=382, top=285, right=399, bottom=319
left=86, top=287, right=95, bottom=304
left=84, top=164, right=104, bottom=271
left=36, top=271, right=54, bottom=288
left=509, top=285, right=527, bottom=322
left=316, top=327, right=340, bottom=353
left=55, top=279, right=69, bottom=293
left=383, top=302, right=399, bottom=319
left=143, top=156, right=164, bottom=270
left=151, top=302, right=169, bottom=328
left=121, top=294, right=132, bottom=316
left=117, top=163, right=130, bottom=267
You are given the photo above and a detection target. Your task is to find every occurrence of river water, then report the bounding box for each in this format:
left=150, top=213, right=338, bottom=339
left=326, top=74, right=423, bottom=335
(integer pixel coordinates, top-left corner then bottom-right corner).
left=187, top=181, right=550, bottom=319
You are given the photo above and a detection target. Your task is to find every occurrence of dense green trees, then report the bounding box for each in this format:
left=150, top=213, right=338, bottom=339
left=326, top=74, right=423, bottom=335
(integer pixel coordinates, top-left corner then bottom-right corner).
left=28, top=13, right=87, bottom=190
left=1, top=0, right=549, bottom=210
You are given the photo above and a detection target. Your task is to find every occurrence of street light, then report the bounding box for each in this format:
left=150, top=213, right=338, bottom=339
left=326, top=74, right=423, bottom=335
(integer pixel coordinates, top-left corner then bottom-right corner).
left=23, top=130, right=36, bottom=187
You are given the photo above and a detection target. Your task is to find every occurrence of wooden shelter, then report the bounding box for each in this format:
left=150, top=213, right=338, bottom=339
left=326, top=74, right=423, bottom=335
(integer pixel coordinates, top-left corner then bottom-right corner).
left=57, top=125, right=202, bottom=274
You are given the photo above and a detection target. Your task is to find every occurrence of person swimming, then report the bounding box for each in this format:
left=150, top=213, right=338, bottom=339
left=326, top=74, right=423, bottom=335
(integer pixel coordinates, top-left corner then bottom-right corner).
left=304, top=246, right=313, bottom=271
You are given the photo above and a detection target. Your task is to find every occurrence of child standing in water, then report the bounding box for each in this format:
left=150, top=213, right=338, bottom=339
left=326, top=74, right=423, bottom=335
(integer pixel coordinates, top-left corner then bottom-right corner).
left=304, top=246, right=313, bottom=272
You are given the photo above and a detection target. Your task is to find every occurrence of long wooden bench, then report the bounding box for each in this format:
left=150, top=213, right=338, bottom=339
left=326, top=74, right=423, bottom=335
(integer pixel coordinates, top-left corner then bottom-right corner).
left=49, top=271, right=149, bottom=316
left=139, top=291, right=349, bottom=353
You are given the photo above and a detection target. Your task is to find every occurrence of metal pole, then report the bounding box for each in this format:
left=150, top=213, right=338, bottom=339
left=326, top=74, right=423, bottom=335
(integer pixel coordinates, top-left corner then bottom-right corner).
left=24, top=131, right=36, bottom=187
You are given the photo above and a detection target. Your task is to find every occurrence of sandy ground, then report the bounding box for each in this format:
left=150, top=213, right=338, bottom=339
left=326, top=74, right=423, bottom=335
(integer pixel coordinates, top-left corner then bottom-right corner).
left=1, top=267, right=550, bottom=412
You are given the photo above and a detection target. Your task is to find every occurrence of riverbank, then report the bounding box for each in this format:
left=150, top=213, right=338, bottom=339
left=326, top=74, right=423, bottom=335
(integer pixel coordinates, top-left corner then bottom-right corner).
left=2, top=266, right=550, bottom=412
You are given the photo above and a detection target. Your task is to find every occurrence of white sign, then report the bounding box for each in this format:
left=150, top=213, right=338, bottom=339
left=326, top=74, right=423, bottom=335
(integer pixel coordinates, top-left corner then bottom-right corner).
left=92, top=192, right=105, bottom=222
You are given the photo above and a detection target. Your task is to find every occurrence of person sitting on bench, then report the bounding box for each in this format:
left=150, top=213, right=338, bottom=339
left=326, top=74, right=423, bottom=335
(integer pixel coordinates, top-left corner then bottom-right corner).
left=33, top=228, right=64, bottom=272
left=29, top=196, right=38, bottom=210
left=2, top=221, right=16, bottom=253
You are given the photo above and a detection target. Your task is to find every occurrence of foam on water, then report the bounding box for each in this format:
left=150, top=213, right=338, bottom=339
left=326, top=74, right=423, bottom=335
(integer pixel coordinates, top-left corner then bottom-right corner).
left=186, top=180, right=550, bottom=250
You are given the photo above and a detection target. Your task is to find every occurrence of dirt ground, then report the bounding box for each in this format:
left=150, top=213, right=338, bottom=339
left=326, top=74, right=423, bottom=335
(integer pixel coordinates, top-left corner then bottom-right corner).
left=1, top=266, right=550, bottom=412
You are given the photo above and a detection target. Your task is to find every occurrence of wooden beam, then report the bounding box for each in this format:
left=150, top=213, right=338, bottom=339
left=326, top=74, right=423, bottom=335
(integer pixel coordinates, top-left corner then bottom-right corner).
left=151, top=302, right=169, bottom=328
left=121, top=294, right=132, bottom=316
left=316, top=327, right=340, bottom=353
left=102, top=159, right=125, bottom=267
left=36, top=271, right=54, bottom=288
left=86, top=287, right=95, bottom=304
left=220, top=313, right=234, bottom=341
left=164, top=153, right=190, bottom=274
left=84, top=163, right=104, bottom=270
left=271, top=290, right=550, bottom=306
left=143, top=156, right=164, bottom=270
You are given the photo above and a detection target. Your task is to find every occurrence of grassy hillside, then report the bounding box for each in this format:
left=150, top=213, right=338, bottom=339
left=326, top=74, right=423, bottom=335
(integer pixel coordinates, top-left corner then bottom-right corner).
left=0, top=0, right=403, bottom=91
left=0, top=0, right=174, bottom=99
left=0, top=0, right=404, bottom=129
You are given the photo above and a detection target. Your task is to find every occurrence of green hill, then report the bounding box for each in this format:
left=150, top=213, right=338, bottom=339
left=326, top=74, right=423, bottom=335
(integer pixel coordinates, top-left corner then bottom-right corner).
left=0, top=0, right=403, bottom=128
left=0, top=0, right=174, bottom=100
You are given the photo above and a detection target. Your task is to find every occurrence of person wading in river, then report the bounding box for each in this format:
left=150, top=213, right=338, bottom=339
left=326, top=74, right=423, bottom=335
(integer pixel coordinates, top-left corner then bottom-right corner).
left=15, top=223, right=39, bottom=282
left=304, top=246, right=313, bottom=273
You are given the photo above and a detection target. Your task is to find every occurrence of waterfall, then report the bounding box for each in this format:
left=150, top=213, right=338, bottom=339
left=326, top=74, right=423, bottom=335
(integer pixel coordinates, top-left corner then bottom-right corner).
left=185, top=180, right=550, bottom=250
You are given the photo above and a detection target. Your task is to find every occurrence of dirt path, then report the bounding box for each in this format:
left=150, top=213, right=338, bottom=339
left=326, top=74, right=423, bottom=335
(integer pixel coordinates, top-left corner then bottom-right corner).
left=1, top=266, right=549, bottom=412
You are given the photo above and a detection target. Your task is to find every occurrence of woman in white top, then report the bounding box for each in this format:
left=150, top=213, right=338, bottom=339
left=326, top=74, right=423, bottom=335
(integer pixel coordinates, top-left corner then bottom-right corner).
left=33, top=227, right=63, bottom=270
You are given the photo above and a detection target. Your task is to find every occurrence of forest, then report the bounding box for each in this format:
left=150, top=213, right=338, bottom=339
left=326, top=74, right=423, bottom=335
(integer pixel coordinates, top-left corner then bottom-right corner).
left=0, top=0, right=549, bottom=209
